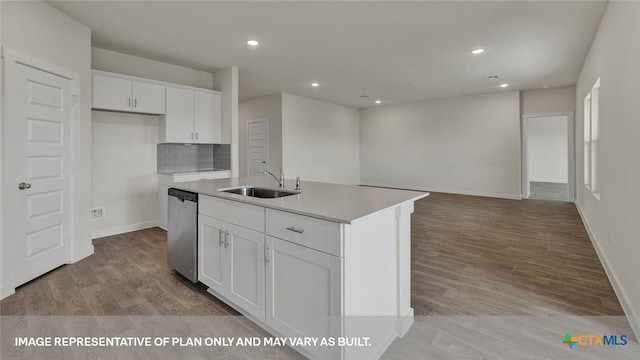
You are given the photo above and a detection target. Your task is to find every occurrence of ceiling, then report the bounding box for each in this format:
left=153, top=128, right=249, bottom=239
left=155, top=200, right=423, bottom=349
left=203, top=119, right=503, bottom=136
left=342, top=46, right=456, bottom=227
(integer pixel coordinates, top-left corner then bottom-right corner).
left=49, top=1, right=607, bottom=108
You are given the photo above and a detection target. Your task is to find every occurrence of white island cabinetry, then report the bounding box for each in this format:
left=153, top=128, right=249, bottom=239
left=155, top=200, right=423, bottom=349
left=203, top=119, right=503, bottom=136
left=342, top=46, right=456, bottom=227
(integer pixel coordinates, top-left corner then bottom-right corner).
left=173, top=176, right=427, bottom=360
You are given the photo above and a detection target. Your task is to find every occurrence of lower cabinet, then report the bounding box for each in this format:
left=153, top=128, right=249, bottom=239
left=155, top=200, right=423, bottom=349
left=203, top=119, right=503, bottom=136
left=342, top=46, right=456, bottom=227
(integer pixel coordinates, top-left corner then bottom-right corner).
left=265, top=236, right=342, bottom=359
left=199, top=214, right=265, bottom=321
left=198, top=195, right=346, bottom=359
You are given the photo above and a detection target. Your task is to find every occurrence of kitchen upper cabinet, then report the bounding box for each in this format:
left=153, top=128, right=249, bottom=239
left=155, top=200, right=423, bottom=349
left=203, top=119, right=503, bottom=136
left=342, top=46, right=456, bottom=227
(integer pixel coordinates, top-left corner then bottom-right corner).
left=92, top=71, right=165, bottom=114
left=160, top=86, right=221, bottom=144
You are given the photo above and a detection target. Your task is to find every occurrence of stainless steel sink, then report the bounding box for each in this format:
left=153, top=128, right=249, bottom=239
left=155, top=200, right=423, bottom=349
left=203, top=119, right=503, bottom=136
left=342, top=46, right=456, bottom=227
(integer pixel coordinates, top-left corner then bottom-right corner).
left=219, top=186, right=300, bottom=198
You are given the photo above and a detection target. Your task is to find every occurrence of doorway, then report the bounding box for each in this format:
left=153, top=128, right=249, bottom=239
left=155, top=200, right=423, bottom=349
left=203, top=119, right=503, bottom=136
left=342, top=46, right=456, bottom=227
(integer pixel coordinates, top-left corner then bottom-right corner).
left=522, top=112, right=575, bottom=202
left=246, top=119, right=269, bottom=176
left=2, top=48, right=79, bottom=291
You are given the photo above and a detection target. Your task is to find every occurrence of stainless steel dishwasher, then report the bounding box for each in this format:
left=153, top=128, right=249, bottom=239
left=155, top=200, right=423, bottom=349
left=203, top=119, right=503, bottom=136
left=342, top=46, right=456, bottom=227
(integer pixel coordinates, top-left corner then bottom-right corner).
left=167, top=188, right=198, bottom=282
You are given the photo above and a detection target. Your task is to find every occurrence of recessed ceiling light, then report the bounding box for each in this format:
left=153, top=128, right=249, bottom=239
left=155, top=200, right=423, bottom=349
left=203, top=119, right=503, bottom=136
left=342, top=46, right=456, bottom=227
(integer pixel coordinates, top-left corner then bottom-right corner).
left=375, top=100, right=382, bottom=104
left=311, top=82, right=319, bottom=87
left=500, top=83, right=509, bottom=88
left=247, top=40, right=260, bottom=46
left=471, top=48, right=485, bottom=55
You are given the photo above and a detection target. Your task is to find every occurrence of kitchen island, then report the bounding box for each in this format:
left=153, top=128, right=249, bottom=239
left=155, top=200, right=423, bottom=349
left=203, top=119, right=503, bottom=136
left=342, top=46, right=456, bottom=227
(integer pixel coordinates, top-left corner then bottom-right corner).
left=170, top=176, right=428, bottom=359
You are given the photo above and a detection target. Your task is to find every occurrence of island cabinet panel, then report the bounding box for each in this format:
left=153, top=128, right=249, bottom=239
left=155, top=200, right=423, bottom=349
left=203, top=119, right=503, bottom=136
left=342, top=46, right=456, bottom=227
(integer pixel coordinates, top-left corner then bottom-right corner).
left=198, top=214, right=266, bottom=321
left=226, top=223, right=265, bottom=320
left=266, top=209, right=342, bottom=257
left=265, top=236, right=342, bottom=360
left=198, top=215, right=225, bottom=293
left=199, top=196, right=264, bottom=232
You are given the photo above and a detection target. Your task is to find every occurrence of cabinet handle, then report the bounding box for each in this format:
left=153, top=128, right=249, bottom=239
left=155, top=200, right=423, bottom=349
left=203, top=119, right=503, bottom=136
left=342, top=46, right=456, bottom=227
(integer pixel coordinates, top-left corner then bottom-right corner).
left=265, top=246, right=270, bottom=263
left=224, top=231, right=229, bottom=248
left=219, top=229, right=224, bottom=247
left=286, top=226, right=305, bottom=234
left=134, top=98, right=137, bottom=107
left=195, top=132, right=198, bottom=140
left=191, top=132, right=194, bottom=140
left=128, top=98, right=131, bottom=107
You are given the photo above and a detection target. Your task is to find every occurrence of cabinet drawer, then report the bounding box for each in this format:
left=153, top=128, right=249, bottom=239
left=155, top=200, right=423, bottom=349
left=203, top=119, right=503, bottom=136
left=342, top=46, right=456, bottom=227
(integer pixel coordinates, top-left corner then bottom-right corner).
left=266, top=209, right=342, bottom=257
left=200, top=196, right=264, bottom=232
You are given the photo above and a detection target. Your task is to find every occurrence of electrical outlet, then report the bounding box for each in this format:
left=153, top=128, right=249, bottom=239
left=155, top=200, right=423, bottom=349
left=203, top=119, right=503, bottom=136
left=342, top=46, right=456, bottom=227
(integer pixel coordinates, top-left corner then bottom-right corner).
left=92, top=208, right=104, bottom=219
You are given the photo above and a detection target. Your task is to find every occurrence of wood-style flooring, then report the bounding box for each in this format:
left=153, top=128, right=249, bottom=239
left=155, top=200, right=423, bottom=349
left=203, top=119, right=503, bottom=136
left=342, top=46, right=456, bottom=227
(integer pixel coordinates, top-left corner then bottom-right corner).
left=0, top=227, right=238, bottom=317
left=411, top=192, right=623, bottom=316
left=1, top=193, right=623, bottom=317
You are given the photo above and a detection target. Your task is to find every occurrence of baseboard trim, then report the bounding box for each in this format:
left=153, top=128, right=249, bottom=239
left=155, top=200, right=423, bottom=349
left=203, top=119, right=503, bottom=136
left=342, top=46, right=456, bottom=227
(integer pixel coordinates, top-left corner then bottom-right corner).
left=0, top=286, right=15, bottom=301
left=575, top=203, right=640, bottom=341
left=396, top=307, right=414, bottom=337
left=360, top=182, right=522, bottom=200
left=91, top=220, right=158, bottom=239
left=70, top=245, right=94, bottom=263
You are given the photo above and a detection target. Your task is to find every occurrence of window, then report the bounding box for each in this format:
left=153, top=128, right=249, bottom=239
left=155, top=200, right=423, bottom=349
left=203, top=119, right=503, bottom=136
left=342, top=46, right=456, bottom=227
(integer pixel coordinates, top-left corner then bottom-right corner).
left=584, top=78, right=600, bottom=199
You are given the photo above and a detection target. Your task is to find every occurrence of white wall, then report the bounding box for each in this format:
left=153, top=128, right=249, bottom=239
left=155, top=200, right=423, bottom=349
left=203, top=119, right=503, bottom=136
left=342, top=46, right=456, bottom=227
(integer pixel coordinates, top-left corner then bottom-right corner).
left=574, top=1, right=640, bottom=337
left=91, top=48, right=217, bottom=237
left=212, top=67, right=239, bottom=176
left=282, top=94, right=360, bottom=185
left=360, top=91, right=521, bottom=199
left=0, top=0, right=92, bottom=297
left=520, top=86, right=576, bottom=114
left=527, top=116, right=568, bottom=183
left=238, top=94, right=283, bottom=177
left=92, top=47, right=214, bottom=89
left=91, top=112, right=159, bottom=238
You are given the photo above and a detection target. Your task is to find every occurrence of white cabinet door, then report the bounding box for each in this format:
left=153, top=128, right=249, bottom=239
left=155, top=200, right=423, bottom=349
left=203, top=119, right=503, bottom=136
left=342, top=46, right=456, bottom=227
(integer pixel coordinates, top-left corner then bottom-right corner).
left=93, top=74, right=132, bottom=111
left=132, top=81, right=165, bottom=114
left=198, top=215, right=226, bottom=294
left=227, top=223, right=265, bottom=321
left=266, top=236, right=342, bottom=358
left=194, top=91, right=221, bottom=143
left=164, top=87, right=195, bottom=143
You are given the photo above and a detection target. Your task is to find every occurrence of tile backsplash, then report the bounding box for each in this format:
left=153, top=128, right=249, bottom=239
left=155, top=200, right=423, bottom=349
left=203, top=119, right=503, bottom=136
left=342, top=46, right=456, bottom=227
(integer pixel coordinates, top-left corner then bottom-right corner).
left=157, top=143, right=230, bottom=173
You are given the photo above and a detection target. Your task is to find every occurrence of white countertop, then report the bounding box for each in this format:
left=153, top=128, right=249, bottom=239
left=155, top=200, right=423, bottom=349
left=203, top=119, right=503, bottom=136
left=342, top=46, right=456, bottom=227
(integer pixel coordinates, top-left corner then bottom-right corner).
left=169, top=176, right=429, bottom=224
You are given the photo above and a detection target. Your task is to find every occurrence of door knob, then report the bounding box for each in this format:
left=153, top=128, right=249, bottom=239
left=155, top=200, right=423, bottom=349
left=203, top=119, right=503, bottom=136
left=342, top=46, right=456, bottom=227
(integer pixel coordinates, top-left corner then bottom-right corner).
left=18, top=182, right=31, bottom=190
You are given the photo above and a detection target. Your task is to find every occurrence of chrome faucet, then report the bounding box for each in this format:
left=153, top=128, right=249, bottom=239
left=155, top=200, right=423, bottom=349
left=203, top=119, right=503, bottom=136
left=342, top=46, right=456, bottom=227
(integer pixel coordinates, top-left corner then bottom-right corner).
left=264, top=167, right=285, bottom=188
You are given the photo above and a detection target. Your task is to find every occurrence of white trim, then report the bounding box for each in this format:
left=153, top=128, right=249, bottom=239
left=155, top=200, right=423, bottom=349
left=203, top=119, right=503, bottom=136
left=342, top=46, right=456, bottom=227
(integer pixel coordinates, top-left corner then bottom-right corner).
left=69, top=245, right=94, bottom=263
left=521, top=111, right=575, bottom=202
left=91, top=221, right=159, bottom=240
left=575, top=203, right=640, bottom=341
left=396, top=307, right=414, bottom=337
left=246, top=118, right=269, bottom=175
left=360, top=182, right=522, bottom=200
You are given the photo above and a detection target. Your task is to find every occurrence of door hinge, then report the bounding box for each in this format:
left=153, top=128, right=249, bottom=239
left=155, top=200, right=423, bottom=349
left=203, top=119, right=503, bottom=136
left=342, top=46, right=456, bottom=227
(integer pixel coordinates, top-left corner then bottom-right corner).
left=70, top=94, right=79, bottom=106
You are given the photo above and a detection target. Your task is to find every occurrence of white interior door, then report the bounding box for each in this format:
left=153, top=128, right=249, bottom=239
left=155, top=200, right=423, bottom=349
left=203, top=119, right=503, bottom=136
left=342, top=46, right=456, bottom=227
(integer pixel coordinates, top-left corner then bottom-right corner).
left=4, top=57, right=73, bottom=286
left=247, top=119, right=268, bottom=176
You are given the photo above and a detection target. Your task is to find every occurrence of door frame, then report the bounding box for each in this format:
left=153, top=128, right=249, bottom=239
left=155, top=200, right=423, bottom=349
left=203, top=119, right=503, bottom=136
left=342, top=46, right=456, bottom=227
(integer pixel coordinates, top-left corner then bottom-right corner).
left=1, top=47, right=81, bottom=299
left=246, top=118, right=269, bottom=176
left=521, top=111, right=575, bottom=202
